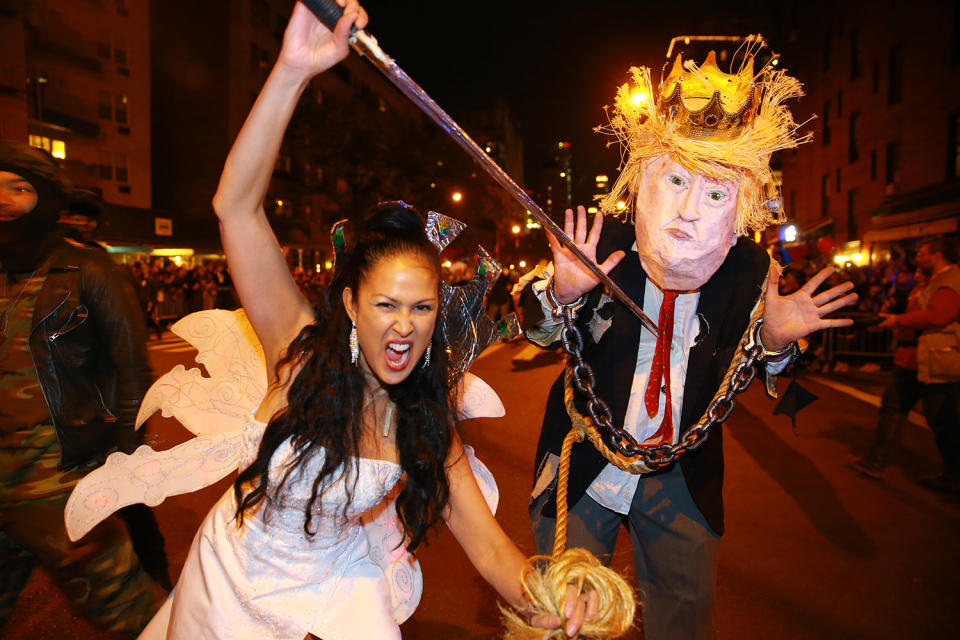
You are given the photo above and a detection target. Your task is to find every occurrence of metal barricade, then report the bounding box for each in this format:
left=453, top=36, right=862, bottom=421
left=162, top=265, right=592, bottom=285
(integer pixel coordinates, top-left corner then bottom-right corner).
left=821, top=312, right=895, bottom=364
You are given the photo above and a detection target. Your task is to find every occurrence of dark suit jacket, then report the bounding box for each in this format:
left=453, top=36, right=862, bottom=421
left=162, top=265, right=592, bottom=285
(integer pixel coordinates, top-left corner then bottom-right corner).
left=523, top=219, right=770, bottom=535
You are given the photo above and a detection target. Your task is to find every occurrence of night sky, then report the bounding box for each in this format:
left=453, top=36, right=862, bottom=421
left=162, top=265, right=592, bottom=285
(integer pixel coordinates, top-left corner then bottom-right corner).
left=352, top=0, right=785, bottom=199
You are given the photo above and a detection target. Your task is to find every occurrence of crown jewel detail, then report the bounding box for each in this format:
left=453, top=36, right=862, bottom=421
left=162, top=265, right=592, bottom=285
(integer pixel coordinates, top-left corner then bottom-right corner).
left=657, top=51, right=760, bottom=141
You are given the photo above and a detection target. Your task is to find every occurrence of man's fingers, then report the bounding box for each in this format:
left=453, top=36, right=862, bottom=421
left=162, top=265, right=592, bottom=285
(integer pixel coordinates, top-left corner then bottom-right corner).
left=574, top=206, right=588, bottom=245
left=821, top=317, right=855, bottom=329
left=799, top=266, right=835, bottom=295
left=818, top=292, right=859, bottom=316
left=599, top=250, right=626, bottom=274
left=765, top=264, right=780, bottom=299
left=811, top=280, right=855, bottom=305
left=587, top=210, right=605, bottom=247
left=564, top=208, right=574, bottom=239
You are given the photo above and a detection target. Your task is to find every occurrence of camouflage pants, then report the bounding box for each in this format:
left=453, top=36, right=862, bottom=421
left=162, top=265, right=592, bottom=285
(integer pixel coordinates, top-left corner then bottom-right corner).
left=0, top=427, right=166, bottom=635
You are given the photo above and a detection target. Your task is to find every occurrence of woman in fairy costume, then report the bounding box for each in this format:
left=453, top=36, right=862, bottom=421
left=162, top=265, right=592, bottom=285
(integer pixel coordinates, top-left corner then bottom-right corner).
left=137, top=2, right=596, bottom=638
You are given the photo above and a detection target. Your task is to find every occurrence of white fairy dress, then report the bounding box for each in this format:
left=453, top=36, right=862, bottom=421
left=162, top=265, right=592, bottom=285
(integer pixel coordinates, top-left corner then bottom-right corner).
left=64, top=309, right=502, bottom=640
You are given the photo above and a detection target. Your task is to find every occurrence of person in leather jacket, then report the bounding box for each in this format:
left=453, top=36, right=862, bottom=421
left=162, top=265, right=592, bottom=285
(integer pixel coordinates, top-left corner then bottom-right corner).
left=0, top=141, right=168, bottom=635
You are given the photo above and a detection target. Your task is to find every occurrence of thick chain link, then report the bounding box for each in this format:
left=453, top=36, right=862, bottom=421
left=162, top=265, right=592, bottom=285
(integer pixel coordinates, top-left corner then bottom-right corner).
left=557, top=305, right=766, bottom=470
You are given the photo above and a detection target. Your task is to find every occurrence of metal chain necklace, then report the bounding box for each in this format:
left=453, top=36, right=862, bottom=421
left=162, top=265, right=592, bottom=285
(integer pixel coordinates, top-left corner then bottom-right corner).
left=554, top=303, right=767, bottom=470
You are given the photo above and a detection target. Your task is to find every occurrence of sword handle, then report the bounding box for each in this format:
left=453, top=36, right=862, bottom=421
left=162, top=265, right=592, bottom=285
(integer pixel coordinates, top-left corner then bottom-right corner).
left=300, top=0, right=356, bottom=35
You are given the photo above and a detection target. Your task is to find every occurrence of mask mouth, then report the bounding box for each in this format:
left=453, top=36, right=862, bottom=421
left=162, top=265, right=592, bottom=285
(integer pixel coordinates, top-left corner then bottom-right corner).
left=664, top=226, right=694, bottom=241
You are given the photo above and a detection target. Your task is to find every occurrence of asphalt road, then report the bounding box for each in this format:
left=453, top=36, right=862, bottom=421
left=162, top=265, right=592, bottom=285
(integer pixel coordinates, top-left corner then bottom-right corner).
left=4, top=334, right=959, bottom=639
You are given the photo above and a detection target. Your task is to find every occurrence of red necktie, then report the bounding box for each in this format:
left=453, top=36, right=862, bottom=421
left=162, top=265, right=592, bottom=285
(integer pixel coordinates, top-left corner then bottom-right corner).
left=643, top=290, right=678, bottom=446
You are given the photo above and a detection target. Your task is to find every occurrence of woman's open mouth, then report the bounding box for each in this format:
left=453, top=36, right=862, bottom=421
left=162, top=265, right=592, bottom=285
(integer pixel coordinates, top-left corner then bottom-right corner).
left=385, top=341, right=412, bottom=371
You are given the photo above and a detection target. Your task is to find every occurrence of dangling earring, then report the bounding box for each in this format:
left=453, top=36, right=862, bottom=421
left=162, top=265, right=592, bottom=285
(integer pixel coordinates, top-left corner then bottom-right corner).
left=349, top=322, right=359, bottom=365
left=422, top=341, right=432, bottom=368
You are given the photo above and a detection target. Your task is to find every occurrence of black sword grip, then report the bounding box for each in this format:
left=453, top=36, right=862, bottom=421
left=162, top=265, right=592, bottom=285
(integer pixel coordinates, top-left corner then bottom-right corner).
left=300, top=0, right=349, bottom=32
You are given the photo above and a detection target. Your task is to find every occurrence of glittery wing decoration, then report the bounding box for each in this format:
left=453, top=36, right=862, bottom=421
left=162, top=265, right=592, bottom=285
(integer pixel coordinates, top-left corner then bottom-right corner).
left=424, top=210, right=466, bottom=252
left=441, top=245, right=512, bottom=379
left=65, top=309, right=266, bottom=541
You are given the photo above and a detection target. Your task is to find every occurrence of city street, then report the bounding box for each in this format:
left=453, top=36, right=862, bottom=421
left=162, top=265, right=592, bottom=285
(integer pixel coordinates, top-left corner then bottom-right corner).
left=5, top=334, right=959, bottom=639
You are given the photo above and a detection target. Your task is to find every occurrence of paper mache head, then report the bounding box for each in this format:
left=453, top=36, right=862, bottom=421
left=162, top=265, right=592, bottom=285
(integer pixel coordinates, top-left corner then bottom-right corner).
left=599, top=35, right=811, bottom=237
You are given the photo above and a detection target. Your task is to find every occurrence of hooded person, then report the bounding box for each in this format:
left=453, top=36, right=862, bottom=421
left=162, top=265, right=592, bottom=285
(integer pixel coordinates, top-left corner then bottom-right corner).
left=0, top=141, right=169, bottom=634
left=520, top=40, right=857, bottom=639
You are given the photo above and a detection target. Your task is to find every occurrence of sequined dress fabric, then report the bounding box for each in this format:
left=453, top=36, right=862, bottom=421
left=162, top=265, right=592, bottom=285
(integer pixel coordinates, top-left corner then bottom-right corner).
left=146, top=414, right=405, bottom=640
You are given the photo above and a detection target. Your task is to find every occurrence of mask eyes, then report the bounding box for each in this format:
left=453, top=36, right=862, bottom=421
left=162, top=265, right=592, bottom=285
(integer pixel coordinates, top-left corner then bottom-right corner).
left=707, top=190, right=729, bottom=202
left=667, top=175, right=685, bottom=187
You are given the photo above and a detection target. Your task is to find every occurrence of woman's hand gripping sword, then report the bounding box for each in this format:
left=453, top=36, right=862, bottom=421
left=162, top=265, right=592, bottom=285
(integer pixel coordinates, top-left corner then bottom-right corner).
left=300, top=0, right=657, bottom=335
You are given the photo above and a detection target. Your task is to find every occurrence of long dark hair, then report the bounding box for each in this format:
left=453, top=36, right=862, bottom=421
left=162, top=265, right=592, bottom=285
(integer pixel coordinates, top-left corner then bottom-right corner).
left=234, top=202, right=454, bottom=551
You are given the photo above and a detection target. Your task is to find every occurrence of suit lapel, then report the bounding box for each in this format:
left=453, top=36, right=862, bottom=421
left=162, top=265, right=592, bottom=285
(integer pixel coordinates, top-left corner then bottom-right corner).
left=680, top=249, right=740, bottom=429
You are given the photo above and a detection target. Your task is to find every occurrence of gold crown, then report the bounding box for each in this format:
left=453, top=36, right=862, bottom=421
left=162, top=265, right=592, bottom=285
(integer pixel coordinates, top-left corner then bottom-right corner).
left=658, top=51, right=760, bottom=141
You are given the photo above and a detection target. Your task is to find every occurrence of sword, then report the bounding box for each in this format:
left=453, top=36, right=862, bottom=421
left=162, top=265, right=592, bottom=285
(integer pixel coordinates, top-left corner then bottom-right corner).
left=301, top=0, right=657, bottom=334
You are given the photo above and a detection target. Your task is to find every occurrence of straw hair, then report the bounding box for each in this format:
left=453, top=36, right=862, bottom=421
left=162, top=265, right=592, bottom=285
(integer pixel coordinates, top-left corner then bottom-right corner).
left=598, top=51, right=811, bottom=236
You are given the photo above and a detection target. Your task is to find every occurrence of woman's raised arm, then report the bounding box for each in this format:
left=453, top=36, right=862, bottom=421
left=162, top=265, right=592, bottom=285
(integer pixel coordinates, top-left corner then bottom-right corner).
left=212, top=1, right=367, bottom=369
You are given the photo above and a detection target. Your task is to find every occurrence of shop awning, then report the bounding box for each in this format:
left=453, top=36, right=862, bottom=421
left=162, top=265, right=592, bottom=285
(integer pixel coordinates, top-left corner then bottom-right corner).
left=862, top=217, right=958, bottom=243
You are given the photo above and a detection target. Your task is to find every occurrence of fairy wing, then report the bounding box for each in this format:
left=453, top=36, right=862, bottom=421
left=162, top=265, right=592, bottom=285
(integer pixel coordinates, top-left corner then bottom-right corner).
left=66, top=309, right=266, bottom=541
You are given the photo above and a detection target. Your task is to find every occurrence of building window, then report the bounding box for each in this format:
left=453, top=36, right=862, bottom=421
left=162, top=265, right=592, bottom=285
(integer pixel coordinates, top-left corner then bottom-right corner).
left=28, top=135, right=65, bottom=159
left=97, top=33, right=110, bottom=59
left=114, top=94, right=128, bottom=124
left=847, top=190, right=858, bottom=241
left=870, top=149, right=878, bottom=180
left=886, top=140, right=901, bottom=189
left=850, top=27, right=861, bottom=80
left=99, top=151, right=113, bottom=180
left=823, top=28, right=832, bottom=71
left=113, top=35, right=127, bottom=65
left=98, top=90, right=112, bottom=119
left=888, top=44, right=903, bottom=105
left=821, top=173, right=830, bottom=218
left=836, top=167, right=842, bottom=193
left=948, top=110, right=960, bottom=179
left=115, top=153, right=128, bottom=183
left=849, top=112, right=859, bottom=163
left=822, top=100, right=831, bottom=146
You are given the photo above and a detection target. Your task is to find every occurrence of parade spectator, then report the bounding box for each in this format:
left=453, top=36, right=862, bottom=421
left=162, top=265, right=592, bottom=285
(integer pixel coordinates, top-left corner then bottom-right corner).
left=851, top=236, right=960, bottom=492
left=485, top=266, right=513, bottom=321
left=0, top=141, right=168, bottom=633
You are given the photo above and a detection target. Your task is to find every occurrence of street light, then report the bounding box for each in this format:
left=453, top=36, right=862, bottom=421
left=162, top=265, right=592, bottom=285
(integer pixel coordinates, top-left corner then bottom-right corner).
left=511, top=224, right=521, bottom=234
left=452, top=191, right=463, bottom=203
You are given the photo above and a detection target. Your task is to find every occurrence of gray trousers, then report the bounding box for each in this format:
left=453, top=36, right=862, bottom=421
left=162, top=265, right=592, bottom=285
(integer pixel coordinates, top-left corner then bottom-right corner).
left=531, top=463, right=720, bottom=640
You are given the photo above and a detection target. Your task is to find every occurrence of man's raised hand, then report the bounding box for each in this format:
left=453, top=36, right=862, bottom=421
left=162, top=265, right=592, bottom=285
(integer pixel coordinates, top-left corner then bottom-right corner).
left=761, top=265, right=858, bottom=350
left=546, top=206, right=625, bottom=304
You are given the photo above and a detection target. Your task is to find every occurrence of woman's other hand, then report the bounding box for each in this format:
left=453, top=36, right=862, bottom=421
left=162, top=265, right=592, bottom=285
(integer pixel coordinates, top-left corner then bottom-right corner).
left=528, top=582, right=600, bottom=637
